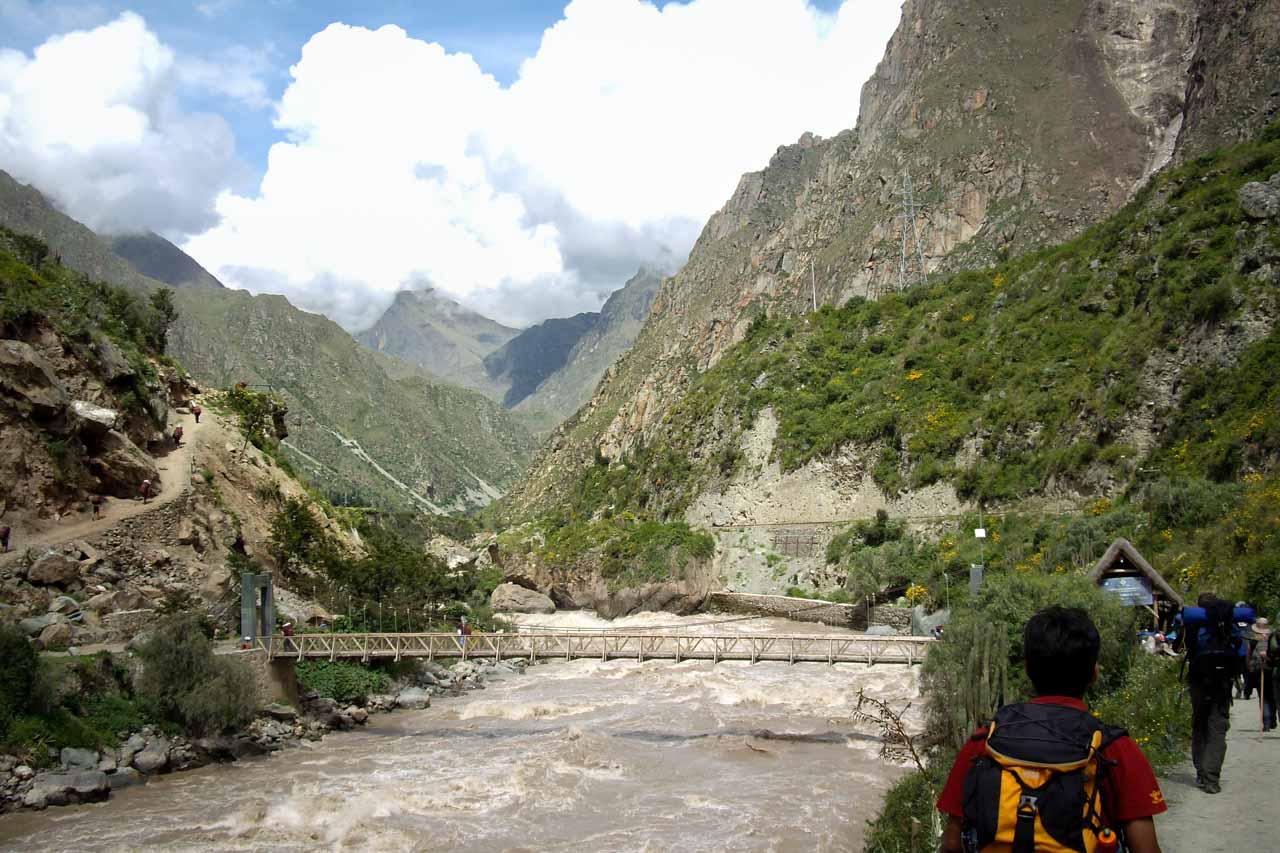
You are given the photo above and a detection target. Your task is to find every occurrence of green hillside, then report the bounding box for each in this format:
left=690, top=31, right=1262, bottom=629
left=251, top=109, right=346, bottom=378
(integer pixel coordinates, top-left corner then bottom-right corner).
left=169, top=287, right=536, bottom=513
left=523, top=125, right=1280, bottom=612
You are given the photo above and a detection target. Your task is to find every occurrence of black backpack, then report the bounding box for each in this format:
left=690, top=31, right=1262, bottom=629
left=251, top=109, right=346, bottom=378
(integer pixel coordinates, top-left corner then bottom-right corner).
left=962, top=702, right=1126, bottom=853
left=1188, top=600, right=1242, bottom=686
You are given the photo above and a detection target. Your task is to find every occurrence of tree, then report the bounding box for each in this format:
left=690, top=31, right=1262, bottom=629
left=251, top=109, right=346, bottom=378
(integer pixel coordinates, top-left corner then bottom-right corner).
left=0, top=624, right=39, bottom=735
left=134, top=615, right=257, bottom=735
left=148, top=287, right=177, bottom=352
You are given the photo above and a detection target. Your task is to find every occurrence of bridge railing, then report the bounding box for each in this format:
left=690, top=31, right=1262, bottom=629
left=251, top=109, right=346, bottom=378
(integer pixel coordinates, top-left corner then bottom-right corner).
left=257, top=632, right=932, bottom=666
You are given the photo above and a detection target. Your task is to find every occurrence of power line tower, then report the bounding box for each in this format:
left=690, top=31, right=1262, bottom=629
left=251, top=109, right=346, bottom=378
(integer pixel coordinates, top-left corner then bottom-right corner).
left=895, top=174, right=928, bottom=292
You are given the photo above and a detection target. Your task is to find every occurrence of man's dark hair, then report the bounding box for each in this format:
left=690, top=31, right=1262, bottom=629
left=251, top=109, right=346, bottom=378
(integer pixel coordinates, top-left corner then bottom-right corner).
left=1023, top=606, right=1101, bottom=698
left=1197, top=592, right=1218, bottom=608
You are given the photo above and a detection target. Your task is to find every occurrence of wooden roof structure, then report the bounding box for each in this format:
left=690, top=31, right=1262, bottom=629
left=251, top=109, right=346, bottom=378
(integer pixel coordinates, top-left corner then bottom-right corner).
left=1086, top=538, right=1183, bottom=607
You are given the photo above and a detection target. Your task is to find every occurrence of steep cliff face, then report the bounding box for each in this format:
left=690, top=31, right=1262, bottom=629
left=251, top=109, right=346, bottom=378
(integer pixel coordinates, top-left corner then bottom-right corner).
left=483, top=312, right=598, bottom=408
left=1175, top=0, right=1280, bottom=157
left=514, top=268, right=662, bottom=428
left=508, top=0, right=1202, bottom=516
left=108, top=232, right=226, bottom=291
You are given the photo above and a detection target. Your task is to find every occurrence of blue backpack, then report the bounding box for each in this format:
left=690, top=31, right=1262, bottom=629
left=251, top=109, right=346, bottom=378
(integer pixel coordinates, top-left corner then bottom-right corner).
left=1184, top=601, right=1250, bottom=685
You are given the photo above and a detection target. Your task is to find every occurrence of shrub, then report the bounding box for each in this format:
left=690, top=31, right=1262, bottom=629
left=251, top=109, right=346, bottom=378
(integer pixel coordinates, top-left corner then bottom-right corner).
left=134, top=616, right=257, bottom=736
left=1092, top=653, right=1189, bottom=772
left=0, top=623, right=39, bottom=736
left=295, top=660, right=390, bottom=704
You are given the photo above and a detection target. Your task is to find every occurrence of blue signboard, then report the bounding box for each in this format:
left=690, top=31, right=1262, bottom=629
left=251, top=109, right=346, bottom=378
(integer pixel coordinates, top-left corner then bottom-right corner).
left=1101, top=576, right=1154, bottom=607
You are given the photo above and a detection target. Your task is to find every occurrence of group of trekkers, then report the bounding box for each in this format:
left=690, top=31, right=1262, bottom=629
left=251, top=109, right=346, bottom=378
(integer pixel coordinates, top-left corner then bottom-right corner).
left=936, top=596, right=1277, bottom=853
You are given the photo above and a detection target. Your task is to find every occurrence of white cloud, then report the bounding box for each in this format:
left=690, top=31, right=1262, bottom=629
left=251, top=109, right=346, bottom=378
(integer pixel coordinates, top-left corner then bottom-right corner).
left=0, top=12, right=244, bottom=234
left=185, top=0, right=904, bottom=329
left=177, top=44, right=274, bottom=109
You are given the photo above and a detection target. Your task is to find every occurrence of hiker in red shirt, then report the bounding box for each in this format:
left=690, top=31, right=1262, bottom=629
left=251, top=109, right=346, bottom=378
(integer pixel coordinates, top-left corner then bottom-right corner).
left=192, top=404, right=202, bottom=424
left=937, top=607, right=1165, bottom=853
left=139, top=478, right=152, bottom=504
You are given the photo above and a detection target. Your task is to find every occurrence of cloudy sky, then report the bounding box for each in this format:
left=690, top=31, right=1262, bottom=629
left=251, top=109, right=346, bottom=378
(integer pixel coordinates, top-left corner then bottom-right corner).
left=0, top=0, right=903, bottom=329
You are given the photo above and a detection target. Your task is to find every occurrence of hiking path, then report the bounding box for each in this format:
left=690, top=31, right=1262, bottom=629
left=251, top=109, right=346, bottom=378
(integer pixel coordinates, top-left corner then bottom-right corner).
left=1159, top=694, right=1277, bottom=852
left=0, top=411, right=198, bottom=566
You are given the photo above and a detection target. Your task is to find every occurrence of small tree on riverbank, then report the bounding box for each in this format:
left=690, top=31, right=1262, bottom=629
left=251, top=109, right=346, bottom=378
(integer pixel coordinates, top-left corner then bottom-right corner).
left=135, top=616, right=257, bottom=736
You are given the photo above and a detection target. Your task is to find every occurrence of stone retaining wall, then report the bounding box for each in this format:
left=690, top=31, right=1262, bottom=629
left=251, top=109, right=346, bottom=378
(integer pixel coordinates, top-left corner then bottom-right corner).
left=706, top=592, right=915, bottom=634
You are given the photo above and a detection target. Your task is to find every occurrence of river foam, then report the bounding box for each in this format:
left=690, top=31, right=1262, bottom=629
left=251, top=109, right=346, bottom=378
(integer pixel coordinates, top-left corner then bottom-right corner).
left=0, top=612, right=920, bottom=852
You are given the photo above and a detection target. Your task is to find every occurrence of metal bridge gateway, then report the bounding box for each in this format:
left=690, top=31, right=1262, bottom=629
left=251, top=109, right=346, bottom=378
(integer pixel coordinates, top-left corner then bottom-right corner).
left=258, top=632, right=931, bottom=666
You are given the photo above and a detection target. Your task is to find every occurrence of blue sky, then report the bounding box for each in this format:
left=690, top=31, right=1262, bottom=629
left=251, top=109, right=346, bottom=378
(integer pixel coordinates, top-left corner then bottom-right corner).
left=0, top=0, right=900, bottom=328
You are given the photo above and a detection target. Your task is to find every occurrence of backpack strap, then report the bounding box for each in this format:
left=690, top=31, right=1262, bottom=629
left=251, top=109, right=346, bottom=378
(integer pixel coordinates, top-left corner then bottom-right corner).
left=1012, top=788, right=1039, bottom=853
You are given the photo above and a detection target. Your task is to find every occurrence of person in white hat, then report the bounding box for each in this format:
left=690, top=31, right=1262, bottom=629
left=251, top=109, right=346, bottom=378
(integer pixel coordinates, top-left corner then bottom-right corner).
left=1251, top=617, right=1276, bottom=731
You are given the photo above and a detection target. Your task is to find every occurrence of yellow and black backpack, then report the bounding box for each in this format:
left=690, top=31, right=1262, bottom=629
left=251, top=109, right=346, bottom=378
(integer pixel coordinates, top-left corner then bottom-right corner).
left=961, top=702, right=1125, bottom=853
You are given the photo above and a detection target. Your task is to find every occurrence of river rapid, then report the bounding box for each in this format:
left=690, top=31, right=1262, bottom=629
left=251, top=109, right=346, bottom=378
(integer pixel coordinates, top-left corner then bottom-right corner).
left=0, top=612, right=920, bottom=852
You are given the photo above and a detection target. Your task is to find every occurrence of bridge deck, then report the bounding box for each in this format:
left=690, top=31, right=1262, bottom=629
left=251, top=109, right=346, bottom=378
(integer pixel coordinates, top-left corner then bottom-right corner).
left=258, top=631, right=931, bottom=666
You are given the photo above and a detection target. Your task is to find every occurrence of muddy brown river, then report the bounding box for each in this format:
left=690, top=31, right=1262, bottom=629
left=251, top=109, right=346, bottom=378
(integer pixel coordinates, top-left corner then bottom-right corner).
left=0, top=613, right=920, bottom=851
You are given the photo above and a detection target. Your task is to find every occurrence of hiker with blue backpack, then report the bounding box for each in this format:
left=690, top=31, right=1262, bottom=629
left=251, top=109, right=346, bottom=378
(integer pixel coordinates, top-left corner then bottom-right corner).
left=937, top=607, right=1165, bottom=853
left=1182, top=594, right=1254, bottom=794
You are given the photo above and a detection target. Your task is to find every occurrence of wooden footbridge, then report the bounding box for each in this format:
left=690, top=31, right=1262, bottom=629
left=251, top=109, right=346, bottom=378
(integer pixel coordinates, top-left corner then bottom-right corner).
left=257, top=631, right=932, bottom=666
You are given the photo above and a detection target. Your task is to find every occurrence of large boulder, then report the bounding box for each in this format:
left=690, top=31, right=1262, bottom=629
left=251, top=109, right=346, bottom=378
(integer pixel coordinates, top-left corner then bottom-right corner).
left=70, top=400, right=118, bottom=436
left=0, top=339, right=69, bottom=419
left=489, top=583, right=556, bottom=614
left=394, top=687, right=432, bottom=710
left=19, top=612, right=64, bottom=636
left=27, top=551, right=82, bottom=587
left=22, top=770, right=109, bottom=809
left=37, top=621, right=73, bottom=649
left=93, top=338, right=133, bottom=382
left=132, top=737, right=170, bottom=774
left=1240, top=173, right=1280, bottom=220
left=87, top=429, right=159, bottom=498
left=60, top=747, right=99, bottom=771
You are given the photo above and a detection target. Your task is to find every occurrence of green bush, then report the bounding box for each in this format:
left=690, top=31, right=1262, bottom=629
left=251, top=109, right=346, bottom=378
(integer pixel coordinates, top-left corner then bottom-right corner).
left=864, top=766, right=947, bottom=853
left=134, top=616, right=258, bottom=736
left=1092, top=653, right=1189, bottom=772
left=0, top=623, right=39, bottom=736
left=295, top=660, right=390, bottom=704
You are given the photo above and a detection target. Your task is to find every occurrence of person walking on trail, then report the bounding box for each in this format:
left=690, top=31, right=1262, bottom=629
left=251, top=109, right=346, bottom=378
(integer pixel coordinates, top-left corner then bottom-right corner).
left=1184, top=595, right=1249, bottom=794
left=172, top=424, right=184, bottom=447
left=1253, top=617, right=1277, bottom=731
left=192, top=404, right=202, bottom=424
left=0, top=523, right=10, bottom=553
left=936, top=606, right=1166, bottom=853
left=89, top=493, right=103, bottom=520
left=139, top=478, right=152, bottom=505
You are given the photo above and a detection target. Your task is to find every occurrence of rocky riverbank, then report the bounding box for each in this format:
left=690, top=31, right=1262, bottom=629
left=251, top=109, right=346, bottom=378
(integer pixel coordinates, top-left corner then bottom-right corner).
left=1, top=656, right=529, bottom=814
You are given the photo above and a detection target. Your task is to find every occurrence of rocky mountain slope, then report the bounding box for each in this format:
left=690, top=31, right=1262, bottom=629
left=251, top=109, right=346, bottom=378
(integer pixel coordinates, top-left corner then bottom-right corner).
left=109, top=232, right=225, bottom=291
left=483, top=312, right=598, bottom=409
left=512, top=268, right=662, bottom=428
left=168, top=287, right=536, bottom=514
left=507, top=0, right=1280, bottom=517
left=0, top=173, right=535, bottom=513
left=355, top=288, right=518, bottom=397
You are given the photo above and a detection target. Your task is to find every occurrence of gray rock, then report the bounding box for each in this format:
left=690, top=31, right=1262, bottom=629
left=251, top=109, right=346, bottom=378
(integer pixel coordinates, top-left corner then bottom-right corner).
left=490, top=582, right=556, bottom=614
left=348, top=707, right=369, bottom=724
left=13, top=764, right=35, bottom=781
left=119, top=733, right=147, bottom=766
left=394, top=687, right=431, bottom=710
left=93, top=338, right=133, bottom=382
left=28, top=552, right=82, bottom=587
left=0, top=755, right=16, bottom=773
left=97, top=752, right=118, bottom=773
left=70, top=399, right=118, bottom=435
left=48, top=595, right=81, bottom=615
left=1239, top=173, right=1280, bottom=220
left=306, top=697, right=339, bottom=715
left=19, top=612, right=62, bottom=636
left=263, top=703, right=299, bottom=722
left=864, top=625, right=898, bottom=636
left=60, top=747, right=99, bottom=770
left=23, top=770, right=109, bottom=808
left=107, top=767, right=144, bottom=791
left=132, top=738, right=170, bottom=774
left=0, top=339, right=69, bottom=419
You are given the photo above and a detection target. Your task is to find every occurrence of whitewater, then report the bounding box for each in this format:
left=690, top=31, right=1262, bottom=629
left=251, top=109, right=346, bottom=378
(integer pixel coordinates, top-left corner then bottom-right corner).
left=0, top=612, right=920, bottom=852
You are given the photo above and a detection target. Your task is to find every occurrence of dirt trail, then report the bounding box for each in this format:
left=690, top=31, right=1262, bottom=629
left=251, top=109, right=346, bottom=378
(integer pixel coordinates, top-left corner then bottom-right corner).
left=1157, top=694, right=1277, bottom=852
left=0, top=411, right=198, bottom=562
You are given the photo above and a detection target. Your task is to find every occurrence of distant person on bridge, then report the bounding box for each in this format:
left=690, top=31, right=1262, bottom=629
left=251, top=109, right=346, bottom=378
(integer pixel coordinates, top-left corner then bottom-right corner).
left=936, top=606, right=1166, bottom=853
left=192, top=404, right=202, bottom=423
left=139, top=479, right=152, bottom=504
left=0, top=524, right=10, bottom=553
left=459, top=616, right=472, bottom=650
